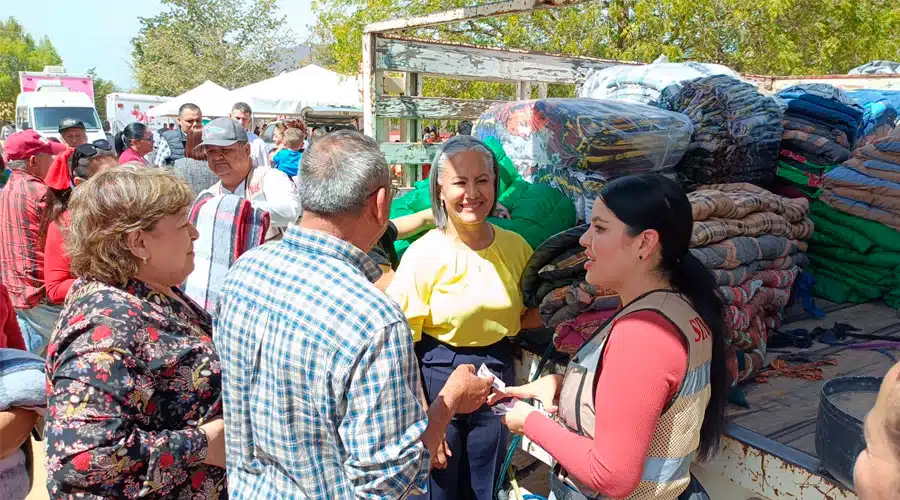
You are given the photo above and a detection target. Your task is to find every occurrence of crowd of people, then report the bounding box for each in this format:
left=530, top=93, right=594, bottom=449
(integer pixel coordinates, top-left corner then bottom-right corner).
left=0, top=99, right=898, bottom=500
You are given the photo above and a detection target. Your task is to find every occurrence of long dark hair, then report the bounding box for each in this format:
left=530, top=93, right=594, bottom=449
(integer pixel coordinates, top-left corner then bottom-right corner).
left=600, top=173, right=727, bottom=460
left=114, top=122, right=149, bottom=155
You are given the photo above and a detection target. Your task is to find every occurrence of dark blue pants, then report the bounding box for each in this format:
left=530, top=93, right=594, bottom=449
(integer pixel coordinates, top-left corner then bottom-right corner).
left=410, top=335, right=515, bottom=500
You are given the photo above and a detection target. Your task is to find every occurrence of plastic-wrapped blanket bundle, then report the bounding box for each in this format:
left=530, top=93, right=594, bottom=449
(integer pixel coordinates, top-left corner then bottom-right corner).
left=846, top=90, right=900, bottom=151
left=774, top=84, right=866, bottom=196
left=688, top=183, right=812, bottom=385
left=849, top=61, right=900, bottom=75
left=577, top=58, right=741, bottom=106
left=472, top=98, right=693, bottom=221
left=659, top=75, right=784, bottom=186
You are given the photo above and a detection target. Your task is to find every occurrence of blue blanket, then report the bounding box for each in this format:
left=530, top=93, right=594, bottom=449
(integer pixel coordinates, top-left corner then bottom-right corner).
left=0, top=348, right=46, bottom=413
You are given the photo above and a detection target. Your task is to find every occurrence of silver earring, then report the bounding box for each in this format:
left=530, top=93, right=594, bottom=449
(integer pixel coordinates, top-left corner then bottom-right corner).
left=142, top=256, right=148, bottom=264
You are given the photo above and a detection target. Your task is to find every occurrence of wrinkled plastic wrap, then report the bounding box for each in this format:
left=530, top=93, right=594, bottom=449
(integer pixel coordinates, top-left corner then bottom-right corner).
left=578, top=59, right=741, bottom=106
left=473, top=98, right=693, bottom=220
left=660, top=75, right=784, bottom=186
left=849, top=60, right=900, bottom=75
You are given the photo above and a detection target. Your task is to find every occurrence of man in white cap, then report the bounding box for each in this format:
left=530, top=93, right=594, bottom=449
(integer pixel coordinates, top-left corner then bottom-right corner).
left=197, top=117, right=301, bottom=239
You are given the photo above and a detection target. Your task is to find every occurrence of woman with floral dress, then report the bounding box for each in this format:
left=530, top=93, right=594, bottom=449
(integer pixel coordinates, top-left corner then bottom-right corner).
left=44, top=166, right=226, bottom=499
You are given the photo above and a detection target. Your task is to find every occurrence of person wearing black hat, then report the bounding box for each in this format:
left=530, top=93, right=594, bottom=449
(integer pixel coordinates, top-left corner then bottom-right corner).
left=58, top=118, right=88, bottom=148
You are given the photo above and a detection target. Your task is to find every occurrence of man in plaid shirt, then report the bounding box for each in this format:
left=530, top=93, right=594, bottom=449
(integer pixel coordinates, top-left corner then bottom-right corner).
left=214, top=130, right=493, bottom=499
left=0, top=130, right=67, bottom=353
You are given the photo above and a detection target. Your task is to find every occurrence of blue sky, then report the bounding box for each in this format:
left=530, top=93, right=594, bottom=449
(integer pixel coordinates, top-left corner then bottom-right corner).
left=6, top=0, right=315, bottom=90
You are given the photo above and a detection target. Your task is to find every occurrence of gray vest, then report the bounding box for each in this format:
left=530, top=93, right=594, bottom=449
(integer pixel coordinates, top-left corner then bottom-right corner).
left=161, top=128, right=187, bottom=164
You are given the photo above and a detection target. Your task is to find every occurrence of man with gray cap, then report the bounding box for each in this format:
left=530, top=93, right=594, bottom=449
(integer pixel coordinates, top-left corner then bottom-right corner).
left=197, top=117, right=301, bottom=239
left=214, top=130, right=492, bottom=499
left=58, top=118, right=88, bottom=148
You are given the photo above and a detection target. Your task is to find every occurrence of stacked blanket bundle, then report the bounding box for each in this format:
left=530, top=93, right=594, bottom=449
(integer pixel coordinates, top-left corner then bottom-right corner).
left=774, top=84, right=864, bottom=196
left=819, top=130, right=900, bottom=231
left=472, top=98, right=693, bottom=221
left=847, top=90, right=900, bottom=151
left=808, top=200, right=900, bottom=310
left=688, top=183, right=813, bottom=385
left=520, top=225, right=621, bottom=355
left=658, top=75, right=784, bottom=186
left=577, top=58, right=740, bottom=107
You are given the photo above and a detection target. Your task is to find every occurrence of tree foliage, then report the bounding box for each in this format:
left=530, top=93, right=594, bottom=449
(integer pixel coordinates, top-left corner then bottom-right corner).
left=0, top=17, right=63, bottom=120
left=131, top=0, right=294, bottom=96
left=310, top=0, right=900, bottom=100
left=88, top=68, right=119, bottom=122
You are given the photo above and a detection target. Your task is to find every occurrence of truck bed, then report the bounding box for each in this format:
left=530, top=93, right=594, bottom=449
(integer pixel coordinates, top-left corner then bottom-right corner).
left=726, top=300, right=899, bottom=458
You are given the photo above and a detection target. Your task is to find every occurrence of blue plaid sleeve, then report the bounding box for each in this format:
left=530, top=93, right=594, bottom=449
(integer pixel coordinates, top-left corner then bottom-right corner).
left=154, top=138, right=171, bottom=167
left=339, top=320, right=430, bottom=498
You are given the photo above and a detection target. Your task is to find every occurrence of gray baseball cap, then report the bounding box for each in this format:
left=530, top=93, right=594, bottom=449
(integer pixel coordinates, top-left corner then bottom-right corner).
left=197, top=117, right=248, bottom=148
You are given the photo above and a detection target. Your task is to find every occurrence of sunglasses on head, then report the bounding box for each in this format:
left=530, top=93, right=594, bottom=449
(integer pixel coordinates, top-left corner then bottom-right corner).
left=75, top=139, right=113, bottom=158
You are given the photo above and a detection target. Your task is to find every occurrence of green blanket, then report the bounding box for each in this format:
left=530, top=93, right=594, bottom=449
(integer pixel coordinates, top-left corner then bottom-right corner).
left=808, top=200, right=900, bottom=308
left=390, top=137, right=577, bottom=256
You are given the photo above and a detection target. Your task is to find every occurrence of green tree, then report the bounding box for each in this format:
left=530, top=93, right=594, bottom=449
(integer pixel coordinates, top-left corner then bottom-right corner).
left=310, top=0, right=900, bottom=100
left=0, top=17, right=63, bottom=120
left=131, top=0, right=294, bottom=96
left=87, top=68, right=120, bottom=122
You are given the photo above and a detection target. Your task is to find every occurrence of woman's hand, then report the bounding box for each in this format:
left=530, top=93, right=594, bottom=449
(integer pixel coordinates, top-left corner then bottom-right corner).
left=500, top=400, right=538, bottom=435
left=199, top=417, right=226, bottom=468
left=487, top=374, right=562, bottom=413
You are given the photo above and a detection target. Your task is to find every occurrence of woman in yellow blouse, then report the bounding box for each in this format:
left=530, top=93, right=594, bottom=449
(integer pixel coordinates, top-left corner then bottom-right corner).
left=388, top=135, right=534, bottom=500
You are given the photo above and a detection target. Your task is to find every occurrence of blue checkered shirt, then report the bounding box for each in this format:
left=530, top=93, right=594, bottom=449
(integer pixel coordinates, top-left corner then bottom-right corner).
left=214, top=226, right=430, bottom=499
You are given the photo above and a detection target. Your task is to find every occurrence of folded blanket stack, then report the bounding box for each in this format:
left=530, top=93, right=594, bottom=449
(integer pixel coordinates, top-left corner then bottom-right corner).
left=774, top=84, right=864, bottom=196
left=807, top=200, right=900, bottom=310
left=520, top=225, right=621, bottom=354
left=688, top=183, right=813, bottom=385
left=819, top=130, right=900, bottom=232
left=577, top=58, right=740, bottom=107
left=847, top=90, right=900, bottom=151
left=473, top=98, right=693, bottom=221
left=658, top=75, right=784, bottom=186
left=183, top=193, right=270, bottom=315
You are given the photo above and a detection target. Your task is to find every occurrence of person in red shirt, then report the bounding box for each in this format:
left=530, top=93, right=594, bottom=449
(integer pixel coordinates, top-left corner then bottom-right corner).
left=0, top=130, right=66, bottom=354
left=115, top=122, right=154, bottom=166
left=40, top=140, right=118, bottom=304
left=491, top=174, right=727, bottom=500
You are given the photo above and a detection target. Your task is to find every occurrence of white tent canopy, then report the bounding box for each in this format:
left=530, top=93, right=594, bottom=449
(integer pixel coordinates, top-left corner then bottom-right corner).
left=226, top=64, right=362, bottom=116
left=146, top=81, right=232, bottom=118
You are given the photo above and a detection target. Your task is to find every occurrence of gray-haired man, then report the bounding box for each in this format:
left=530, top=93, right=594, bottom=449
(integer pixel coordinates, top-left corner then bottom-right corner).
left=214, top=130, right=493, bottom=499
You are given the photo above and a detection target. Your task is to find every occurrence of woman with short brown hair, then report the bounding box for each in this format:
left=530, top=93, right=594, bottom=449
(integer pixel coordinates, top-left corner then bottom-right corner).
left=45, top=166, right=226, bottom=499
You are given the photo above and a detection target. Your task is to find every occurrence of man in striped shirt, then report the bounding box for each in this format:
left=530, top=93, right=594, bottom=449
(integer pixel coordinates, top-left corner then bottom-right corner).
left=214, top=130, right=493, bottom=499
left=0, top=131, right=66, bottom=354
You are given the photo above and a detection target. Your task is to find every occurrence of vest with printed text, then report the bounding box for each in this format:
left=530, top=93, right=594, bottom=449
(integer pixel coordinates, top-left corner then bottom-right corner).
left=556, top=290, right=713, bottom=500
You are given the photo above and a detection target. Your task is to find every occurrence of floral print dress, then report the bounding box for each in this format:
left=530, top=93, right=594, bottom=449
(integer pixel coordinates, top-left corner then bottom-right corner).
left=45, top=279, right=226, bottom=499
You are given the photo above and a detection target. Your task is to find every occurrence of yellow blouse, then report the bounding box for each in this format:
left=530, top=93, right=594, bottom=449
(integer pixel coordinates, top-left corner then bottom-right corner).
left=387, top=225, right=533, bottom=347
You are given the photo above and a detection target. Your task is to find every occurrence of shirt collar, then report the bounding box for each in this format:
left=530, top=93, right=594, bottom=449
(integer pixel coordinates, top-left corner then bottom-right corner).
left=283, top=225, right=383, bottom=284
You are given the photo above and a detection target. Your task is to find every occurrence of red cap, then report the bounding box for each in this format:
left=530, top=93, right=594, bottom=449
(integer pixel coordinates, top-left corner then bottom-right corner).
left=44, top=148, right=76, bottom=190
left=4, top=130, right=67, bottom=161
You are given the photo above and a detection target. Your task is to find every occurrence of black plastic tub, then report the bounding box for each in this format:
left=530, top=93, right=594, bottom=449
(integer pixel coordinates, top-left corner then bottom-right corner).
left=815, top=376, right=882, bottom=489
